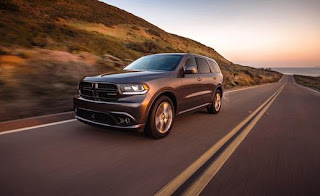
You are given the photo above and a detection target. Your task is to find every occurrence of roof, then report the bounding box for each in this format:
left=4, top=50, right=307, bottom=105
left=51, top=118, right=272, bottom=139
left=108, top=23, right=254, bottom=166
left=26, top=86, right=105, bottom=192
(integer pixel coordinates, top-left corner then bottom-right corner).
left=146, top=53, right=215, bottom=60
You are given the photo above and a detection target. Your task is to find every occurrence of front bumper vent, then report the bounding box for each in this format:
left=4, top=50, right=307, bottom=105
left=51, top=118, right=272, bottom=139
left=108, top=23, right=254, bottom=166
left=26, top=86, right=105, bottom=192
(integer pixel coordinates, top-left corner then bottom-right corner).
left=76, top=108, right=134, bottom=126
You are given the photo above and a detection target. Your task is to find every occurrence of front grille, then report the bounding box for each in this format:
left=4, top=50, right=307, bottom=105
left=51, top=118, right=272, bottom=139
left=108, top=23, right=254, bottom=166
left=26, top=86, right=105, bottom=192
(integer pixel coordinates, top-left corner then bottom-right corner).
left=79, top=82, right=119, bottom=101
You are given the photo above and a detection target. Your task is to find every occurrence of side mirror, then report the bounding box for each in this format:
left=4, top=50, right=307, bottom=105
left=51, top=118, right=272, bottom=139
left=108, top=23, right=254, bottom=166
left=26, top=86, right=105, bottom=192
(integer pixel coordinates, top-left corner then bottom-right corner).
left=184, top=64, right=198, bottom=74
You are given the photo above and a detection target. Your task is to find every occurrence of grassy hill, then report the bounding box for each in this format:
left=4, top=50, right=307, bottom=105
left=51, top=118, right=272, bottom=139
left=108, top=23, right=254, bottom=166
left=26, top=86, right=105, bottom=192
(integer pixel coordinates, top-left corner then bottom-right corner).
left=0, top=0, right=230, bottom=62
left=0, top=0, right=282, bottom=121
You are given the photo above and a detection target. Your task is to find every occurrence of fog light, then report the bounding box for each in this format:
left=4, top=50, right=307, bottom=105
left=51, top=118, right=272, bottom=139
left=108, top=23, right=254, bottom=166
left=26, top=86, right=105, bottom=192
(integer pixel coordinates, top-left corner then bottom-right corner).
left=125, top=117, right=131, bottom=124
left=114, top=114, right=133, bottom=126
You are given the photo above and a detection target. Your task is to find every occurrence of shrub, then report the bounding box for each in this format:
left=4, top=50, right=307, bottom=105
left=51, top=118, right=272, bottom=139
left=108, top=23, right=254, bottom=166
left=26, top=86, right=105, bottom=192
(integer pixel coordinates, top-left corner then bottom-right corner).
left=131, top=25, right=140, bottom=30
left=0, top=1, right=19, bottom=12
left=68, top=43, right=90, bottom=53
left=145, top=28, right=160, bottom=37
left=30, top=37, right=48, bottom=47
left=0, top=48, right=8, bottom=55
left=16, top=51, right=29, bottom=58
left=0, top=79, right=5, bottom=86
left=244, top=70, right=255, bottom=78
left=125, top=41, right=161, bottom=53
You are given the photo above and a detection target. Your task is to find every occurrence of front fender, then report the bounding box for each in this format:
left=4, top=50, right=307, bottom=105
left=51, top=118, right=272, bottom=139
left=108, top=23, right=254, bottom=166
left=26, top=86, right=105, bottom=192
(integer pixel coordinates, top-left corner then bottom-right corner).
left=144, top=88, right=177, bottom=123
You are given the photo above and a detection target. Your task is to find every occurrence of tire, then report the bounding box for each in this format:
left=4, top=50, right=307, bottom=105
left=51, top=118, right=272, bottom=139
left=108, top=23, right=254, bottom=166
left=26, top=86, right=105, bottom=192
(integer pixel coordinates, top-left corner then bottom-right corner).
left=207, top=89, right=222, bottom=114
left=145, top=96, right=175, bottom=139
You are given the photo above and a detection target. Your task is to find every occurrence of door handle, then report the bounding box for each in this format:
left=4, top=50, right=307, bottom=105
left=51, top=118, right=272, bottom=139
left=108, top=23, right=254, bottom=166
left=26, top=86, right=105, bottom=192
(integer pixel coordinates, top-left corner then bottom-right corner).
left=213, top=76, right=217, bottom=80
left=197, top=78, right=202, bottom=82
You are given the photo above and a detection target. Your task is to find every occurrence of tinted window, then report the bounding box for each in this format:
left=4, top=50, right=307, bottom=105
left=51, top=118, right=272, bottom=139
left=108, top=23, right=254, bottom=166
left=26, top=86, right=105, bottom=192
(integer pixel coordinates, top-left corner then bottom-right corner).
left=184, top=57, right=198, bottom=73
left=124, top=55, right=182, bottom=71
left=208, top=60, right=221, bottom=73
left=185, top=57, right=197, bottom=66
left=195, top=57, right=211, bottom=74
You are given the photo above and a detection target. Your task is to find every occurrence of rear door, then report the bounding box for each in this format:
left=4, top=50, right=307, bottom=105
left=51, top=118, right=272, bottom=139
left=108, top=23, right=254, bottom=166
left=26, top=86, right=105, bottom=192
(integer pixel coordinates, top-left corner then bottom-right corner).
left=195, top=57, right=215, bottom=104
left=208, top=59, right=223, bottom=87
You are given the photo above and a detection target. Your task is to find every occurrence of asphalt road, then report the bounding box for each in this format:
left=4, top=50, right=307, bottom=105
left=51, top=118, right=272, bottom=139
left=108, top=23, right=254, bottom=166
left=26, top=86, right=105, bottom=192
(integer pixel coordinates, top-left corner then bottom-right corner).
left=0, top=75, right=319, bottom=196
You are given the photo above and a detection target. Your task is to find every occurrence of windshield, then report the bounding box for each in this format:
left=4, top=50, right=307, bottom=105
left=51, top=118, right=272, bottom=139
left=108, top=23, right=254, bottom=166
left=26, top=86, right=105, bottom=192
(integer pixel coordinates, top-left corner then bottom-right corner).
left=124, top=55, right=183, bottom=71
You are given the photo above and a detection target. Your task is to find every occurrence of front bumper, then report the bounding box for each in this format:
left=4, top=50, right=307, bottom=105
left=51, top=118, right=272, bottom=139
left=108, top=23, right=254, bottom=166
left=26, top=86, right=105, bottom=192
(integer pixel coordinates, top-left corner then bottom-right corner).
left=76, top=115, right=144, bottom=129
left=73, top=94, right=151, bottom=129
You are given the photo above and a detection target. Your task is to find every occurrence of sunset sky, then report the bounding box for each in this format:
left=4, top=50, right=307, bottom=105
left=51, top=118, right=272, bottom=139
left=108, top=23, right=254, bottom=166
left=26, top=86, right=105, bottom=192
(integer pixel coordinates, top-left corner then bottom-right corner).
left=102, top=0, right=320, bottom=67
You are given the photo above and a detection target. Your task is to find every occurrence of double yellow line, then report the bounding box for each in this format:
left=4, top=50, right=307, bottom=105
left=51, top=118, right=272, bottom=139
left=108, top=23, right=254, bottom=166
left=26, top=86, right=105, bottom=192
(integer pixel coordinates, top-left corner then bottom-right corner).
left=156, top=84, right=285, bottom=196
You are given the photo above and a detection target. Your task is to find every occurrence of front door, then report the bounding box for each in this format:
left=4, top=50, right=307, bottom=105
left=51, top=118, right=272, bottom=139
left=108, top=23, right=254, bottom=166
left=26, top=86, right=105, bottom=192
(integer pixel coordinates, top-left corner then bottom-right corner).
left=180, top=57, right=208, bottom=112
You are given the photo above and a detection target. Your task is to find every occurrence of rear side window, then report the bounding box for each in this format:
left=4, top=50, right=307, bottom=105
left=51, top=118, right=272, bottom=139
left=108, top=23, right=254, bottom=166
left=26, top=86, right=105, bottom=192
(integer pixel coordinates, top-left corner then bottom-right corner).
left=208, top=60, right=221, bottom=73
left=195, top=57, right=211, bottom=74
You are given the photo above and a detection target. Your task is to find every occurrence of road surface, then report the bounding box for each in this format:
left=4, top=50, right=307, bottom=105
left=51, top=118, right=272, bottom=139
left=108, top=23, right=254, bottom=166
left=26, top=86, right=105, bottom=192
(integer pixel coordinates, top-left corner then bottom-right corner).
left=0, top=75, right=319, bottom=196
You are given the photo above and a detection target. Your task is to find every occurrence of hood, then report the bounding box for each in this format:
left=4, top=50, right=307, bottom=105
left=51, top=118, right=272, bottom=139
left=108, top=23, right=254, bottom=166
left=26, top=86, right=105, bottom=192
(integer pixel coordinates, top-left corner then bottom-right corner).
left=83, top=70, right=169, bottom=83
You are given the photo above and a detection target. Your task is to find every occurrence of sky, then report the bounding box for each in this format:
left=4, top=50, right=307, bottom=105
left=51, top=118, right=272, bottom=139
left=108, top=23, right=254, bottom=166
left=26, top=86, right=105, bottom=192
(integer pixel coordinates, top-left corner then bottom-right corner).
left=101, top=0, right=320, bottom=67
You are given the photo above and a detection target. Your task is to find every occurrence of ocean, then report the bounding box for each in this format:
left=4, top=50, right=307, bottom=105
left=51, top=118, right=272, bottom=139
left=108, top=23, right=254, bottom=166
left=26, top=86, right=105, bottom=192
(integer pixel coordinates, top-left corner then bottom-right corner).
left=271, top=67, right=320, bottom=77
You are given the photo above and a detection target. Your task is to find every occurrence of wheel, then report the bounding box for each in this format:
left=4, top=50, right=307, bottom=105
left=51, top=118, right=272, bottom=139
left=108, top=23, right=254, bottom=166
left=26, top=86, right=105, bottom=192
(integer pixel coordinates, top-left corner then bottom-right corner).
left=207, top=90, right=222, bottom=114
left=145, top=96, right=175, bottom=139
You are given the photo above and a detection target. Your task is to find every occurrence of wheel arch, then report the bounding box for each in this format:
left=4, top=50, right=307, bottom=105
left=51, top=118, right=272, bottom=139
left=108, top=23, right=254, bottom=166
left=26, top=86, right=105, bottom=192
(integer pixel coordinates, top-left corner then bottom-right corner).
left=216, top=84, right=223, bottom=97
left=146, top=89, right=178, bottom=118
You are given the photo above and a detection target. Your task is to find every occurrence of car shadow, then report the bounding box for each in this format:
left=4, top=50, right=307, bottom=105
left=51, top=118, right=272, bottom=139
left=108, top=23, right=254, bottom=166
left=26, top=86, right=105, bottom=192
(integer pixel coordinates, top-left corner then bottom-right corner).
left=75, top=120, right=148, bottom=140
left=74, top=108, right=212, bottom=140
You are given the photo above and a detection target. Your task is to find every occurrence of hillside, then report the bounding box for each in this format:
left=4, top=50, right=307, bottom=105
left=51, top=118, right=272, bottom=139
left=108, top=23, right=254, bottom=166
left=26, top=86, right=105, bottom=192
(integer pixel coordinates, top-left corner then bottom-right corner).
left=0, top=0, right=282, bottom=121
left=0, top=0, right=230, bottom=63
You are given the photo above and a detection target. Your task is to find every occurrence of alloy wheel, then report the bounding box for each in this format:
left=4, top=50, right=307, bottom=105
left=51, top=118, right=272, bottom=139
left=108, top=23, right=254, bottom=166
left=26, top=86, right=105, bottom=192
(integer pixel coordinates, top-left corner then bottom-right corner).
left=155, top=101, right=173, bottom=133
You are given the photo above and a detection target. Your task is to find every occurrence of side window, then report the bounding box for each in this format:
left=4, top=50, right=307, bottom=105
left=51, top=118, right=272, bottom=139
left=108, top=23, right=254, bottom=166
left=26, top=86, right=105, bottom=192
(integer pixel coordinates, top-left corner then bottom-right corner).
left=185, top=57, right=197, bottom=66
left=208, top=60, right=221, bottom=73
left=195, top=57, right=211, bottom=74
left=184, top=57, right=198, bottom=73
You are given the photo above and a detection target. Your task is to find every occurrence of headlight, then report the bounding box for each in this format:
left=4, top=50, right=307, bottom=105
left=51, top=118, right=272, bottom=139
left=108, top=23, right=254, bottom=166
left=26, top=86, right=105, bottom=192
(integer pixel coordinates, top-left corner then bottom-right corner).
left=119, top=84, right=149, bottom=95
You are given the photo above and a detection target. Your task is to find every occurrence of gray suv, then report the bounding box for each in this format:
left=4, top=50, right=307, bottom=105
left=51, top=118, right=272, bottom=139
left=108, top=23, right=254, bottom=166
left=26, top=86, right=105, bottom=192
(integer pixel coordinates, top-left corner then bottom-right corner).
left=74, top=53, right=223, bottom=138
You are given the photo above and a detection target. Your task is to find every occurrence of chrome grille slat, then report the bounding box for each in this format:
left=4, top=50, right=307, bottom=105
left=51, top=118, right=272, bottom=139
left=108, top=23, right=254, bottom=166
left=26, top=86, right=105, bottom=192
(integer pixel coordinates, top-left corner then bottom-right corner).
left=95, top=89, right=118, bottom=92
left=97, top=83, right=118, bottom=90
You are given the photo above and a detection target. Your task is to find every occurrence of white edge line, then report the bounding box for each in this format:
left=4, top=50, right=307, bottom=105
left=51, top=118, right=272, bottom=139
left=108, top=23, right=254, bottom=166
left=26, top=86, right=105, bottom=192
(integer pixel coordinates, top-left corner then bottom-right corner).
left=0, top=111, right=74, bottom=125
left=0, top=119, right=77, bottom=136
